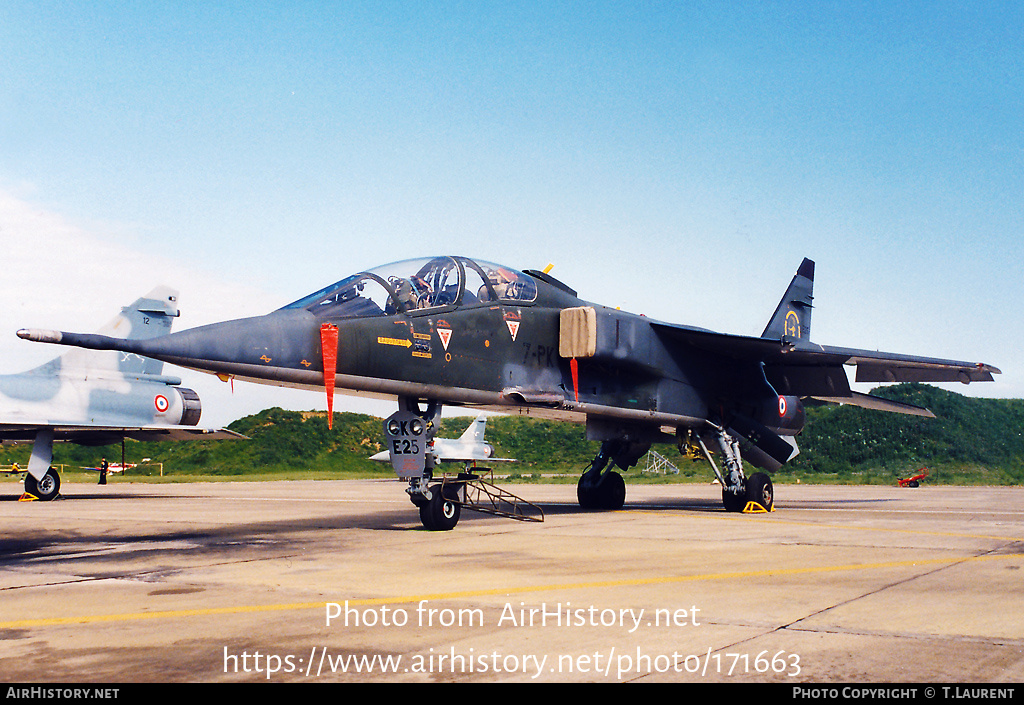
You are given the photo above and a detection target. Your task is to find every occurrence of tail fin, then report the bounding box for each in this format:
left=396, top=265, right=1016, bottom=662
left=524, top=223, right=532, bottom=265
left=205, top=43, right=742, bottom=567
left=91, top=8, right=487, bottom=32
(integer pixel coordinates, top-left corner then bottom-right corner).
left=36, top=286, right=179, bottom=376
left=761, top=258, right=814, bottom=342
left=458, top=415, right=488, bottom=443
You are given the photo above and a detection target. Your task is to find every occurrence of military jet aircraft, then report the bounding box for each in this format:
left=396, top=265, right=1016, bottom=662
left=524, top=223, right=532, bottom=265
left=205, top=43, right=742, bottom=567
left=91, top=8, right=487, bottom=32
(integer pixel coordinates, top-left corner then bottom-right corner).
left=81, top=461, right=136, bottom=474
left=369, top=413, right=513, bottom=465
left=3, top=286, right=243, bottom=500
left=18, top=256, right=999, bottom=525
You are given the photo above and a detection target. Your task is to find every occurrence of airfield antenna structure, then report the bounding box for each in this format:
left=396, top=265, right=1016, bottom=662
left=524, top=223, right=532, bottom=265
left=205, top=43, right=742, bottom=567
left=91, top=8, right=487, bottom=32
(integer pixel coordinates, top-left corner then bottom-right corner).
left=642, top=449, right=681, bottom=475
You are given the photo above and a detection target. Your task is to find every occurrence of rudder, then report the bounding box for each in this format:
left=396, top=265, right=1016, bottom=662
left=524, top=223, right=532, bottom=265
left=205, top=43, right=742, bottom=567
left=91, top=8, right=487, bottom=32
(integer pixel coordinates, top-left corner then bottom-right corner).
left=459, top=415, right=488, bottom=443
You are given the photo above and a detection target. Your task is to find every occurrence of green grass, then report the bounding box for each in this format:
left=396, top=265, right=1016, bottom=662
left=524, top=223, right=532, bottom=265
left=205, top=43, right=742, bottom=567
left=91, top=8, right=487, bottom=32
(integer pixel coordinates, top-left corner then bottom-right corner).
left=4, top=384, right=1022, bottom=488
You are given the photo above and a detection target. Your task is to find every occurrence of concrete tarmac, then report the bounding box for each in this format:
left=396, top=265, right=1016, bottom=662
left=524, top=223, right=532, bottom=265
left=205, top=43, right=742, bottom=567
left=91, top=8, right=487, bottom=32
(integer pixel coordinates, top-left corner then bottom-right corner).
left=1, top=477, right=1023, bottom=683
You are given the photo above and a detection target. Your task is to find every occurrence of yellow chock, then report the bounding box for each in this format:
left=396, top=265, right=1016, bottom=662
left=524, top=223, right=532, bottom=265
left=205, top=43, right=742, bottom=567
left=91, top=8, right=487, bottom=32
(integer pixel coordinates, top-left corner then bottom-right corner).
left=18, top=492, right=39, bottom=502
left=742, top=501, right=773, bottom=514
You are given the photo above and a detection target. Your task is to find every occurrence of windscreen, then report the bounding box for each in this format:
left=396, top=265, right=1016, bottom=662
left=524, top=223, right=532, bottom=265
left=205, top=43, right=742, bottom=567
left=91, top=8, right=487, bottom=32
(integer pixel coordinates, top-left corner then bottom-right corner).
left=281, top=256, right=537, bottom=318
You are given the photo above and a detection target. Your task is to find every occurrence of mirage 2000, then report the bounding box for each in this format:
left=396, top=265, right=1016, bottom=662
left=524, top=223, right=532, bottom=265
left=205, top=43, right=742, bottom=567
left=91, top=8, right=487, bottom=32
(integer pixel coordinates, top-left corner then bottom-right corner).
left=19, top=256, right=999, bottom=527
left=3, top=286, right=242, bottom=500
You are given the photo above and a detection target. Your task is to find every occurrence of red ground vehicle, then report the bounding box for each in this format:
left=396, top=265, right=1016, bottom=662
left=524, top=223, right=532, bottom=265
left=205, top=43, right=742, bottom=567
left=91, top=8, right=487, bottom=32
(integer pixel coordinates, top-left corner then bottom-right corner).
left=897, top=468, right=929, bottom=487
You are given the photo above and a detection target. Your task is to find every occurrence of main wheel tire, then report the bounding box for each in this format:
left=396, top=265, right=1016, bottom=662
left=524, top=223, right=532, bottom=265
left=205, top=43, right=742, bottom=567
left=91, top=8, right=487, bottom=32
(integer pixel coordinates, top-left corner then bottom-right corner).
left=745, top=472, right=774, bottom=512
left=577, top=472, right=626, bottom=510
left=599, top=471, right=626, bottom=510
left=25, top=467, right=60, bottom=501
left=419, top=484, right=461, bottom=531
left=722, top=487, right=746, bottom=512
left=577, top=475, right=597, bottom=509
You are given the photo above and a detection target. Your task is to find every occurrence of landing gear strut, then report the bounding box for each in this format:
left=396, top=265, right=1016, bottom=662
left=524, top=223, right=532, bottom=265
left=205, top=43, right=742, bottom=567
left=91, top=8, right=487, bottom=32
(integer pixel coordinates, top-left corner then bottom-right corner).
left=24, top=428, right=60, bottom=501
left=388, top=398, right=456, bottom=530
left=683, top=426, right=774, bottom=513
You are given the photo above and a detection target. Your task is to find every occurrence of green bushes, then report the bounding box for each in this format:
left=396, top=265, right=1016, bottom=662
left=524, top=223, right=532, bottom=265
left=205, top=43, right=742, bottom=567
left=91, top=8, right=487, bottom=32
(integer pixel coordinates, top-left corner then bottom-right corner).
left=5, top=384, right=1022, bottom=484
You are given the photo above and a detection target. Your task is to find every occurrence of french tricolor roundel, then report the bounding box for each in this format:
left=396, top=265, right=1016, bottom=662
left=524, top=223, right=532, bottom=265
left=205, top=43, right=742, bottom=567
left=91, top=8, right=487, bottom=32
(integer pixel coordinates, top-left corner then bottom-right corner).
left=778, top=395, right=787, bottom=418
left=155, top=394, right=170, bottom=413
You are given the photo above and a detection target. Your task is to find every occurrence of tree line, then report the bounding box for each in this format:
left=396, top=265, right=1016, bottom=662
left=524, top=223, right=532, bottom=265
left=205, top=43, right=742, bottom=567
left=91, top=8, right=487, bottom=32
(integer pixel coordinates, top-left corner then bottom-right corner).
left=4, top=384, right=1022, bottom=485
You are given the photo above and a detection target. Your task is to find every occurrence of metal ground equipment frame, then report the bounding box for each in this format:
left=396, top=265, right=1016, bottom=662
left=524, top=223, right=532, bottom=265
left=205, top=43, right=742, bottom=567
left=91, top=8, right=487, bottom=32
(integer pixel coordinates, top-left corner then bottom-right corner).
left=442, top=468, right=544, bottom=524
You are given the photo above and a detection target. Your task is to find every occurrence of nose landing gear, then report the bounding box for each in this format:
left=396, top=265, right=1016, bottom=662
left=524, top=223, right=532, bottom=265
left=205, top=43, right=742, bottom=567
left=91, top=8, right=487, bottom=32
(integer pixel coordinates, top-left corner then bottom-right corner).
left=386, top=398, right=543, bottom=531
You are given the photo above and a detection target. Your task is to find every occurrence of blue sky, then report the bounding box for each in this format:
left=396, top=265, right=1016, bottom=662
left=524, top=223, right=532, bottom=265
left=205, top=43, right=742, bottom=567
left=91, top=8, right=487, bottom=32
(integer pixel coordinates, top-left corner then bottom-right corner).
left=1, top=1, right=1020, bottom=426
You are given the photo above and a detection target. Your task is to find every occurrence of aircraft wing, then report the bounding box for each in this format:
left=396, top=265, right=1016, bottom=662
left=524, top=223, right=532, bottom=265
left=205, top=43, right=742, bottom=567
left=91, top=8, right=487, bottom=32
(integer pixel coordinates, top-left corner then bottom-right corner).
left=369, top=449, right=515, bottom=463
left=435, top=455, right=517, bottom=463
left=0, top=424, right=246, bottom=445
left=807, top=345, right=1000, bottom=384
left=650, top=322, right=1000, bottom=415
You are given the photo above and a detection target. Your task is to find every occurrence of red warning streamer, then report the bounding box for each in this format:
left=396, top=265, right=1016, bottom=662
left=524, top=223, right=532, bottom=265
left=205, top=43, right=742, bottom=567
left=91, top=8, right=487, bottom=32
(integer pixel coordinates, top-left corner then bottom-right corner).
left=570, top=358, right=579, bottom=402
left=320, top=323, right=339, bottom=429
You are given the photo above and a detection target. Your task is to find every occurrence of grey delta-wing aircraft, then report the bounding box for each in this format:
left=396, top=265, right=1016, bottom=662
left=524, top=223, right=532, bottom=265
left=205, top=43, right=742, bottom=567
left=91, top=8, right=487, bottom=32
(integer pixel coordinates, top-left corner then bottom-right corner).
left=3, top=286, right=244, bottom=500
left=369, top=414, right=514, bottom=465
left=19, top=256, right=999, bottom=525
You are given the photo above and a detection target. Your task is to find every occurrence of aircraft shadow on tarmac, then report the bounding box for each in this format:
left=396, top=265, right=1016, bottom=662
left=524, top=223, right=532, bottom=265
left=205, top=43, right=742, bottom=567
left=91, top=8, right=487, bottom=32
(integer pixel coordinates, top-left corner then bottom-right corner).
left=0, top=487, right=903, bottom=573
left=0, top=511, right=429, bottom=572
left=532, top=491, right=898, bottom=516
left=0, top=495, right=723, bottom=572
left=537, top=497, right=725, bottom=516
left=0, top=491, right=160, bottom=502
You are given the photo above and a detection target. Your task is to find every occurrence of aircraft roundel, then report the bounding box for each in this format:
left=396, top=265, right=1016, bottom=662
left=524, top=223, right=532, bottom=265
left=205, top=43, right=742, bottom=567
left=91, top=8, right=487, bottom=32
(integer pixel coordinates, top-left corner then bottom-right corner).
left=436, top=327, right=452, bottom=351
left=778, top=395, right=787, bottom=418
left=155, top=394, right=170, bottom=413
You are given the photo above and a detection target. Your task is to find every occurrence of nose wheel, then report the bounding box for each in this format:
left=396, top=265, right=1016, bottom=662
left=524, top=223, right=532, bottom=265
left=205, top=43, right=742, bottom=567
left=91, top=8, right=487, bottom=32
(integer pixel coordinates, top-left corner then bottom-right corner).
left=419, top=483, right=462, bottom=531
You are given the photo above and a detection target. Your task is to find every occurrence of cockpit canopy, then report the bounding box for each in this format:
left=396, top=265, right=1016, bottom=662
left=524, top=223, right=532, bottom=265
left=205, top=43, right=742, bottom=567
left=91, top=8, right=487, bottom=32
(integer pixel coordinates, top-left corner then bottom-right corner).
left=281, top=256, right=539, bottom=319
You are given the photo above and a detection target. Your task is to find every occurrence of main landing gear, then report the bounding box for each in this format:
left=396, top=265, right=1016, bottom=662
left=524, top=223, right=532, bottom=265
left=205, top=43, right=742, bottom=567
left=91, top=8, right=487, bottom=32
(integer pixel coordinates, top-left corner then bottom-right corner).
left=574, top=433, right=773, bottom=514
left=577, top=441, right=628, bottom=510
left=683, top=426, right=774, bottom=513
left=24, top=467, right=61, bottom=501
